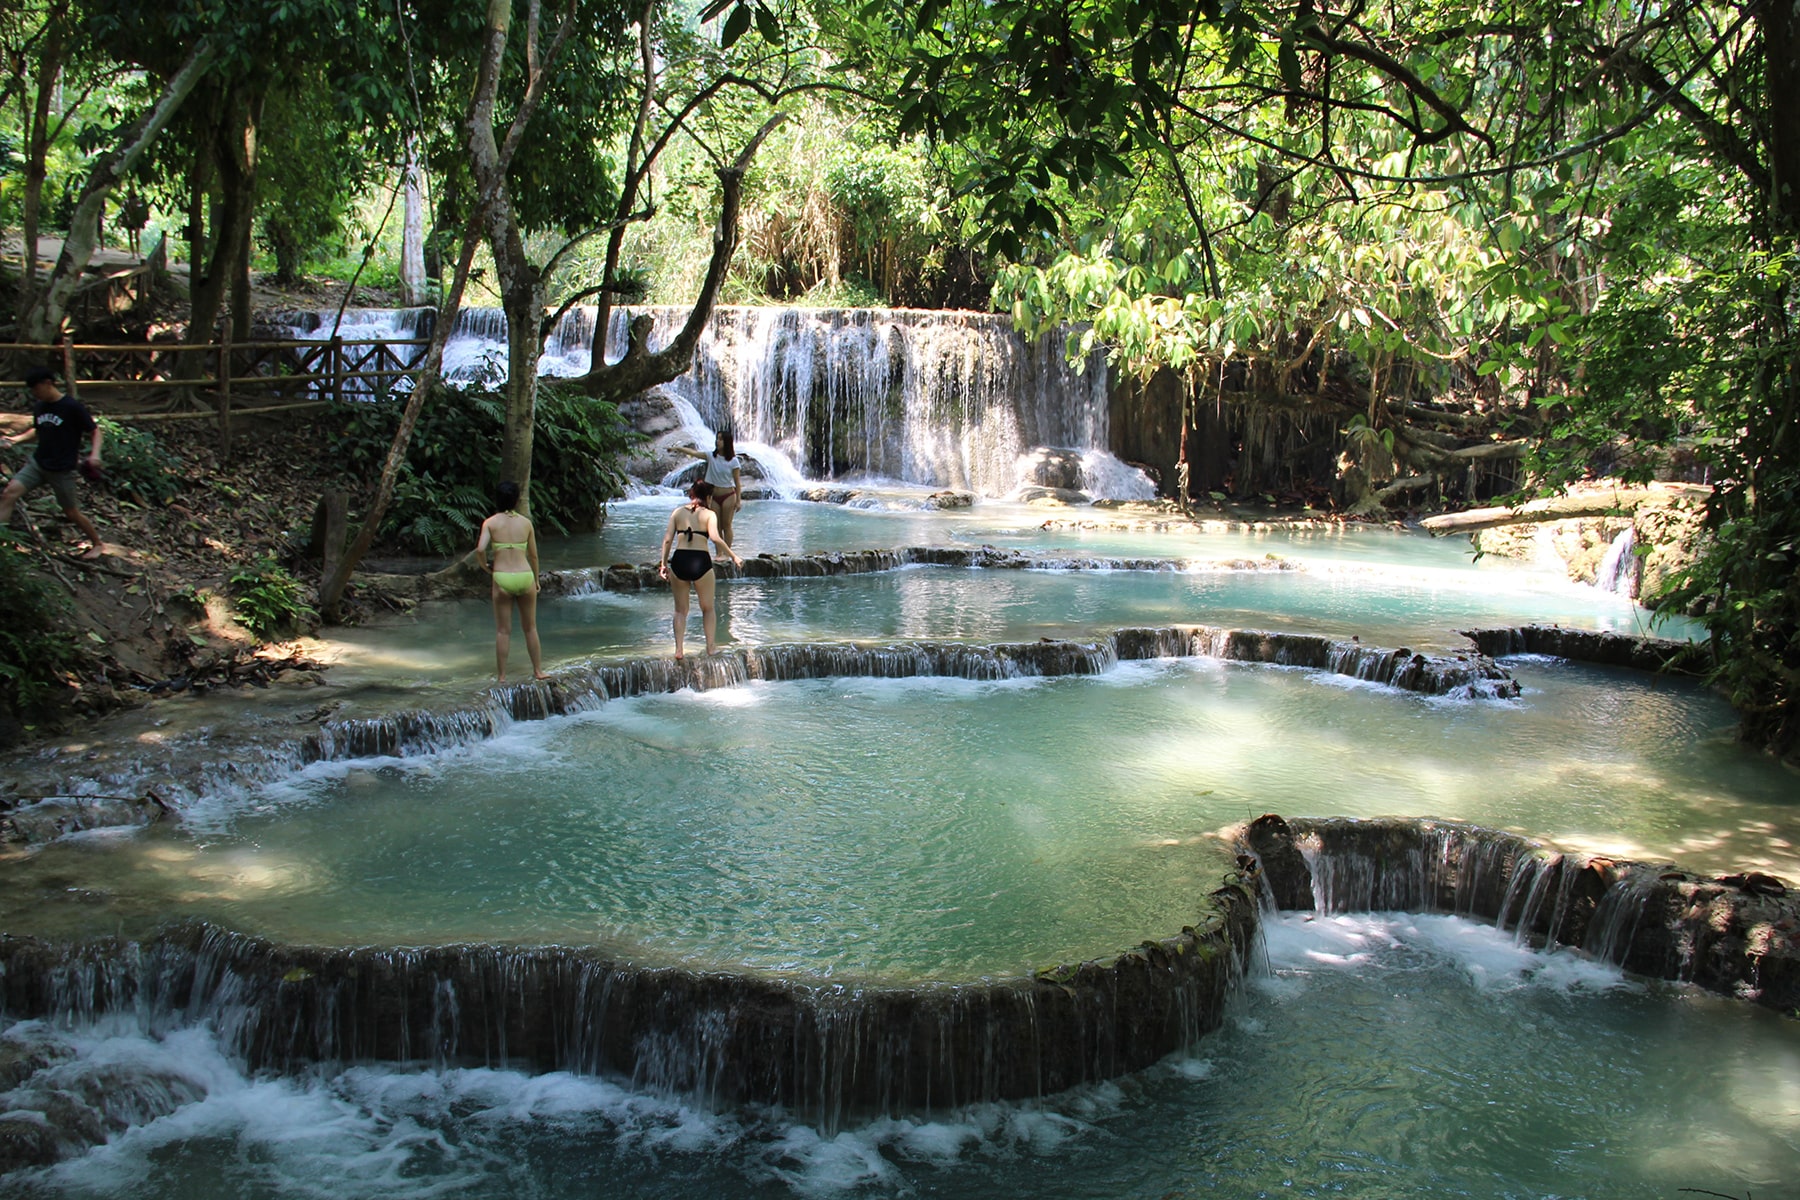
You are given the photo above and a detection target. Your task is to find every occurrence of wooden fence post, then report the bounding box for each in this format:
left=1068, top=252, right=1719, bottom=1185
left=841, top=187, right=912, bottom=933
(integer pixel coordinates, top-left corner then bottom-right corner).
left=330, top=335, right=343, bottom=404
left=310, top=491, right=349, bottom=589
left=218, top=327, right=233, bottom=462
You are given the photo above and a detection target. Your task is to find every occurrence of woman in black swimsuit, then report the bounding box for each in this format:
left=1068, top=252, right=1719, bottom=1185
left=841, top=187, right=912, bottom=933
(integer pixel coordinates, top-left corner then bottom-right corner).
left=657, top=479, right=744, bottom=658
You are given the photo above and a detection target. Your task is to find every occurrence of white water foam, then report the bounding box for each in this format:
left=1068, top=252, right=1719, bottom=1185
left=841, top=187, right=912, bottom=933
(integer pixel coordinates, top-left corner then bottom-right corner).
left=1259, top=912, right=1634, bottom=996
left=18, top=1021, right=1125, bottom=1200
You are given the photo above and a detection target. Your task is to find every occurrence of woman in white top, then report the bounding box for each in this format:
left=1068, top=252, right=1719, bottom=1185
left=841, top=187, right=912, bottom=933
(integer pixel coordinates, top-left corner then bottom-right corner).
left=673, top=429, right=743, bottom=544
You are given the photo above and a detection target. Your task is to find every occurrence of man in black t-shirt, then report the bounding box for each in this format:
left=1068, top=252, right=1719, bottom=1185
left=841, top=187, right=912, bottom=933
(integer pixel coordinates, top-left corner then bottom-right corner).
left=1, top=367, right=106, bottom=558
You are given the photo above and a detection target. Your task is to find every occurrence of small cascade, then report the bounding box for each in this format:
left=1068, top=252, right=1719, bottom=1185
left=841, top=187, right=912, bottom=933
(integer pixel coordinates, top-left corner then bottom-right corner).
left=1462, top=625, right=1708, bottom=674
left=660, top=396, right=811, bottom=497
left=0, top=875, right=1259, bottom=1127
left=1593, top=526, right=1638, bottom=596
left=1077, top=448, right=1158, bottom=501
left=1582, top=869, right=1663, bottom=966
left=1234, top=816, right=1800, bottom=1014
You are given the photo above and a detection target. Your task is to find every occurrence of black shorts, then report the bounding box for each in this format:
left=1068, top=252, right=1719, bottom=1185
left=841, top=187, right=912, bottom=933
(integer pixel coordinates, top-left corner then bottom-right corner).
left=669, top=549, right=712, bottom=582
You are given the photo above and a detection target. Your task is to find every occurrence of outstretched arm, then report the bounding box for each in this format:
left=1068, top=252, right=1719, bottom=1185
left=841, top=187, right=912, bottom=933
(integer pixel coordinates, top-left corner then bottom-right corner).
left=670, top=445, right=707, bottom=461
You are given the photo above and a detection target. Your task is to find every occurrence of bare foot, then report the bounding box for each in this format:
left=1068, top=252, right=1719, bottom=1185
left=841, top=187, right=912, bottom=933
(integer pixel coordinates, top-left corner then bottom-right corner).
left=533, top=671, right=551, bottom=681
left=79, top=543, right=105, bottom=561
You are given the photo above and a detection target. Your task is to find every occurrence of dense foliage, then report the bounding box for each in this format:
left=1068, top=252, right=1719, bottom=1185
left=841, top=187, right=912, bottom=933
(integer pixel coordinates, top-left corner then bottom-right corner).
left=4, top=0, right=1795, bottom=751
left=326, top=382, right=638, bottom=555
left=0, top=537, right=91, bottom=727
left=823, top=0, right=1800, bottom=756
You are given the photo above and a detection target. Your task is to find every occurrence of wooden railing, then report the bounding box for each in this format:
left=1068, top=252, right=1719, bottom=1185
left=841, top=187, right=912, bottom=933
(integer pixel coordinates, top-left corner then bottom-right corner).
left=1, top=337, right=430, bottom=455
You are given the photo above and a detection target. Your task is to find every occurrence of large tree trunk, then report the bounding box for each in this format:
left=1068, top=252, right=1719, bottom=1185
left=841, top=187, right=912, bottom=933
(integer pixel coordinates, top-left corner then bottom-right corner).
left=1419, top=485, right=1712, bottom=535
left=188, top=88, right=262, bottom=349
left=15, top=24, right=64, bottom=317
left=318, top=0, right=577, bottom=620
left=497, top=259, right=544, bottom=498
left=16, top=41, right=217, bottom=346
left=576, top=117, right=783, bottom=402
left=399, top=135, right=430, bottom=306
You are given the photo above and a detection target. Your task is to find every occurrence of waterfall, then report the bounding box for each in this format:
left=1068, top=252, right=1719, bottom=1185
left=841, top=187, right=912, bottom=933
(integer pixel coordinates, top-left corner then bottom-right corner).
left=1237, top=816, right=1800, bottom=1015
left=0, top=875, right=1259, bottom=1129
left=281, top=303, right=1151, bottom=499
left=658, top=395, right=811, bottom=497
left=1594, top=526, right=1638, bottom=596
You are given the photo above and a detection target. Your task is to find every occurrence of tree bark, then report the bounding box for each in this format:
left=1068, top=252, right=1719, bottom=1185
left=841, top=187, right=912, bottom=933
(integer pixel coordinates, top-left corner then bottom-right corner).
left=17, top=41, right=217, bottom=346
left=16, top=23, right=64, bottom=315
left=188, top=86, right=262, bottom=350
left=576, top=115, right=785, bottom=402
left=1418, top=485, right=1712, bottom=534
left=399, top=135, right=429, bottom=306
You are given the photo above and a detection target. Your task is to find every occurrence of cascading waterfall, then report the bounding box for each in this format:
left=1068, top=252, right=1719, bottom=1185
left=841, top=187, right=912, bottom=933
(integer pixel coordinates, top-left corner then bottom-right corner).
left=0, top=880, right=1260, bottom=1129
left=279, top=304, right=1155, bottom=499
left=659, top=394, right=812, bottom=497
left=1240, top=815, right=1800, bottom=1014
left=1594, top=526, right=1638, bottom=596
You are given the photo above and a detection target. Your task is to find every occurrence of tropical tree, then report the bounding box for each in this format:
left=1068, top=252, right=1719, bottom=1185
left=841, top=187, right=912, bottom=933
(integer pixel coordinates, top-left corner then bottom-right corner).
left=827, top=0, right=1798, bottom=755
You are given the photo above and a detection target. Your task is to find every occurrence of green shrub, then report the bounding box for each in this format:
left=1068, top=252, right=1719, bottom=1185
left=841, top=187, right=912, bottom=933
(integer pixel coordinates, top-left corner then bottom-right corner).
left=230, top=555, right=318, bottom=640
left=327, top=379, right=639, bottom=554
left=96, top=418, right=183, bottom=505
left=0, top=534, right=90, bottom=723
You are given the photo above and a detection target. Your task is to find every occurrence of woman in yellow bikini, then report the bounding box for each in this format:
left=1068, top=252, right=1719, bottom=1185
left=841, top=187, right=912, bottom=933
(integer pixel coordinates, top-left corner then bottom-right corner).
left=474, top=480, right=550, bottom=683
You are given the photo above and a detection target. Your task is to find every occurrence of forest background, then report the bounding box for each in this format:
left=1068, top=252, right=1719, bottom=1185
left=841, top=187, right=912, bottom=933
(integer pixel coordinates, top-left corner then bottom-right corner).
left=1, top=0, right=1795, bottom=761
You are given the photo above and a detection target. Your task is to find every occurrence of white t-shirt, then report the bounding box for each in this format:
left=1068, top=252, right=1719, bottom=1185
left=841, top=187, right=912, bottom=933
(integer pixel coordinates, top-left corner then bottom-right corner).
left=704, top=453, right=741, bottom=489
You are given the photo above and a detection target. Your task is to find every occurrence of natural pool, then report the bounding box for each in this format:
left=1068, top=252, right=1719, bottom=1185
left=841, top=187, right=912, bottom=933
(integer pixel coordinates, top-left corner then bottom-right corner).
left=315, top=496, right=1679, bottom=689
left=2, top=496, right=1795, bottom=1199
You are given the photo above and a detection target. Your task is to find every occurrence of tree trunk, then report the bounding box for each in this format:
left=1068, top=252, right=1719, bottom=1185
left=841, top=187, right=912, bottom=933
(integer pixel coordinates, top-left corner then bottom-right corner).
left=498, top=264, right=544, bottom=502
left=16, top=41, right=217, bottom=346
left=186, top=147, right=210, bottom=301
left=576, top=116, right=784, bottom=402
left=318, top=0, right=578, bottom=620
left=189, top=88, right=262, bottom=350
left=1418, top=485, right=1711, bottom=534
left=231, top=212, right=254, bottom=342
left=16, top=25, right=64, bottom=315
left=400, top=135, right=429, bottom=306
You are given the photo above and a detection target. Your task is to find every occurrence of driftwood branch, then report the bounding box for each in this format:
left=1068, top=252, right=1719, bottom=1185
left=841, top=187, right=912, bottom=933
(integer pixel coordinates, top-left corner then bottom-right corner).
left=1420, top=484, right=1712, bottom=535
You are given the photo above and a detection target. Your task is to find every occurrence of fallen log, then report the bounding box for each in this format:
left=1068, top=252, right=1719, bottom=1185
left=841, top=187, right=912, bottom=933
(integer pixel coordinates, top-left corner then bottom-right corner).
left=1420, top=484, right=1711, bottom=535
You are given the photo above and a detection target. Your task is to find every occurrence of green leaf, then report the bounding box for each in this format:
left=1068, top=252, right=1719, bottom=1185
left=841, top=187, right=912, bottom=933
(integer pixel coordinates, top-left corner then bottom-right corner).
left=720, top=3, right=752, bottom=49
left=1277, top=36, right=1303, bottom=93
left=753, top=2, right=782, bottom=44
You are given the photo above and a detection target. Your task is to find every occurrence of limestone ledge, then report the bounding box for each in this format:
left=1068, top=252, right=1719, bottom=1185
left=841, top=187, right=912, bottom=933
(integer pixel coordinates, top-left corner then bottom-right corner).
left=0, top=872, right=1260, bottom=1146
left=1241, top=814, right=1800, bottom=1017
left=1, top=628, right=1517, bottom=840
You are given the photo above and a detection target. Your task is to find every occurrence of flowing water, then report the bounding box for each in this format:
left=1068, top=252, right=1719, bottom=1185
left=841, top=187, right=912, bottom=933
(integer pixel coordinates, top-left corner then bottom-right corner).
left=6, top=915, right=1796, bottom=1199
left=5, top=355, right=1796, bottom=1194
